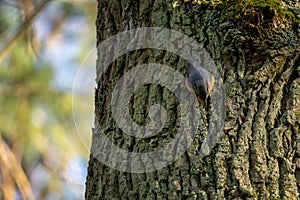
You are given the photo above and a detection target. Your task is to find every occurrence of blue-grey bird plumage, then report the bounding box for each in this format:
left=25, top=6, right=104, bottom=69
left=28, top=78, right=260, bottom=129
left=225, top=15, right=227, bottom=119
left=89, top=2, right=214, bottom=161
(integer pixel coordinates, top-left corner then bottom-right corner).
left=185, top=56, right=215, bottom=105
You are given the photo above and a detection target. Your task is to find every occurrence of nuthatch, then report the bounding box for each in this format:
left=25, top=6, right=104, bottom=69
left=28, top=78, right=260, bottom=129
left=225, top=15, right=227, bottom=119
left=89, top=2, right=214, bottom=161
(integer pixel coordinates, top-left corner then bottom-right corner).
left=185, top=56, right=215, bottom=105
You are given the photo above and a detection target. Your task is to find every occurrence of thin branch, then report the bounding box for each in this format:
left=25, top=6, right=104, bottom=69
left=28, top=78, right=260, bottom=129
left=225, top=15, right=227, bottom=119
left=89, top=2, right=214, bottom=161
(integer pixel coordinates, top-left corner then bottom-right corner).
left=0, top=0, right=50, bottom=63
left=0, top=134, right=35, bottom=200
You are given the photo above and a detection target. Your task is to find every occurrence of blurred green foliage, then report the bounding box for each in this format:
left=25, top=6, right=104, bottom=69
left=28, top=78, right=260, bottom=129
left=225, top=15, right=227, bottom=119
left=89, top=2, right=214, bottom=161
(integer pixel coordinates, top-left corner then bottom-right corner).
left=0, top=0, right=96, bottom=199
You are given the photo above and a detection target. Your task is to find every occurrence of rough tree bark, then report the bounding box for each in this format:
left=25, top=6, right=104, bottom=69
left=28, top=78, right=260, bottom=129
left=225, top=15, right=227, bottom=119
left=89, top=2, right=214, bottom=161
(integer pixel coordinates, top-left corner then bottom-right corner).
left=86, top=0, right=300, bottom=199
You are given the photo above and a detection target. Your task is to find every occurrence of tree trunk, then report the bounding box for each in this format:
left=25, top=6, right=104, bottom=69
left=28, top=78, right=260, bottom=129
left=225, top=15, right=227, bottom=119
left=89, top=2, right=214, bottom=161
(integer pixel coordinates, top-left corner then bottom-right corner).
left=86, top=0, right=300, bottom=199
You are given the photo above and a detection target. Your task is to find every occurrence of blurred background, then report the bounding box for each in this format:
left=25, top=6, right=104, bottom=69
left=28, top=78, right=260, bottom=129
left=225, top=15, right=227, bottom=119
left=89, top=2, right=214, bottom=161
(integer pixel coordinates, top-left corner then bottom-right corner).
left=0, top=0, right=97, bottom=199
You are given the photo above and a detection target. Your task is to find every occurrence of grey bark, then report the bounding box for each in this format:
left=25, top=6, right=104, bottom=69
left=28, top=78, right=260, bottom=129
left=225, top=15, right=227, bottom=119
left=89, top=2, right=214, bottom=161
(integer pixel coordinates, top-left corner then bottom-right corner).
left=86, top=0, right=300, bottom=199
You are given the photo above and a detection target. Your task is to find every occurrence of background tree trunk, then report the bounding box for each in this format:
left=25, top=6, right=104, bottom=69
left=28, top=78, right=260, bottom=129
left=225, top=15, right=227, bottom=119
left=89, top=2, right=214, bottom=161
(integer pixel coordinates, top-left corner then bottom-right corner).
left=86, top=0, right=300, bottom=199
